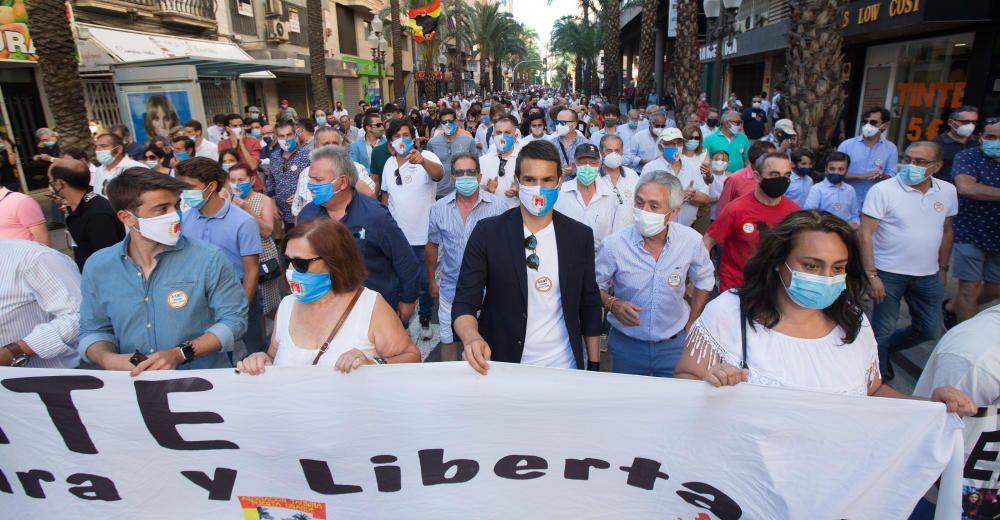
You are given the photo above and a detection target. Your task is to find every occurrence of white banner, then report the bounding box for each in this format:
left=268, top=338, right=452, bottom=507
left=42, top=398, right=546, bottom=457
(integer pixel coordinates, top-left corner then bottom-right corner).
left=0, top=363, right=961, bottom=519
left=961, top=406, right=1000, bottom=518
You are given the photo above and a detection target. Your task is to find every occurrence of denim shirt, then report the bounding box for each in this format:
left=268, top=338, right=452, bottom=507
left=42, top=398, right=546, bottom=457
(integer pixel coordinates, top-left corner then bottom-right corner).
left=78, top=235, right=247, bottom=369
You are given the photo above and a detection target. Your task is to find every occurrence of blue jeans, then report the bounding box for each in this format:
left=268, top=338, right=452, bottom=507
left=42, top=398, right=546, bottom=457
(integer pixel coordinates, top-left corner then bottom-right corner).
left=243, top=289, right=267, bottom=355
left=871, top=270, right=944, bottom=372
left=607, top=328, right=687, bottom=377
left=411, top=245, right=434, bottom=324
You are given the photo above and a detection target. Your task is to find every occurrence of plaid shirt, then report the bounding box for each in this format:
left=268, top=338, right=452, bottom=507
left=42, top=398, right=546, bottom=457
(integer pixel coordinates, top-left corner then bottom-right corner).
left=269, top=145, right=312, bottom=223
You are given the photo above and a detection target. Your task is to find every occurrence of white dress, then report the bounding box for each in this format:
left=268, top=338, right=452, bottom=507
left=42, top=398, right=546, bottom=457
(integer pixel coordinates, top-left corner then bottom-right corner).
left=687, top=291, right=879, bottom=396
left=272, top=290, right=379, bottom=367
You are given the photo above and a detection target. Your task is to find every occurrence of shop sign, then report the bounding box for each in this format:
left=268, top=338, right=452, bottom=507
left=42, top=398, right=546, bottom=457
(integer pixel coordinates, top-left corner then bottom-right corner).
left=698, top=39, right=738, bottom=62
left=894, top=80, right=965, bottom=142
left=0, top=0, right=35, bottom=62
left=236, top=0, right=253, bottom=17
left=287, top=6, right=300, bottom=33
left=845, top=0, right=923, bottom=27
left=341, top=55, right=379, bottom=76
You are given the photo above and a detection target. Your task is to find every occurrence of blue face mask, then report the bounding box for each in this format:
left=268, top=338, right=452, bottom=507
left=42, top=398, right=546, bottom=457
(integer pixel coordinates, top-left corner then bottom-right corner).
left=307, top=180, right=338, bottom=206
left=391, top=137, right=414, bottom=156
left=280, top=137, right=297, bottom=152
left=783, top=263, right=847, bottom=310
left=518, top=184, right=559, bottom=217
left=576, top=165, right=598, bottom=186
left=174, top=151, right=190, bottom=161
left=628, top=121, right=638, bottom=129
left=684, top=139, right=700, bottom=151
left=482, top=115, right=491, bottom=125
left=443, top=121, right=457, bottom=136
left=233, top=181, right=253, bottom=199
left=221, top=162, right=234, bottom=172
left=495, top=134, right=515, bottom=153
left=662, top=147, right=679, bottom=162
left=983, top=139, right=1000, bottom=158
left=181, top=186, right=209, bottom=210
left=898, top=163, right=928, bottom=186
left=250, top=129, right=261, bottom=138
left=287, top=269, right=332, bottom=303
left=316, top=116, right=327, bottom=125
left=455, top=176, right=479, bottom=196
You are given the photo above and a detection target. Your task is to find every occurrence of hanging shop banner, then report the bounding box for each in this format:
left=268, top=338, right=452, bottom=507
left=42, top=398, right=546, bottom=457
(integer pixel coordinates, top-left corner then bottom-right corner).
left=0, top=0, right=34, bottom=62
left=0, top=363, right=962, bottom=519
left=408, top=0, right=441, bottom=42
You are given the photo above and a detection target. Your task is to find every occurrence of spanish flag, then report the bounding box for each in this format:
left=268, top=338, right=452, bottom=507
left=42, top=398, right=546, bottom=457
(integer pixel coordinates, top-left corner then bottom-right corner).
left=408, top=0, right=441, bottom=42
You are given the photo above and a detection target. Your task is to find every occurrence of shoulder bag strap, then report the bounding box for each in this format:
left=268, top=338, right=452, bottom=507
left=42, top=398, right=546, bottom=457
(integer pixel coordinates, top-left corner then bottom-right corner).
left=739, top=294, right=749, bottom=370
left=312, top=288, right=365, bottom=365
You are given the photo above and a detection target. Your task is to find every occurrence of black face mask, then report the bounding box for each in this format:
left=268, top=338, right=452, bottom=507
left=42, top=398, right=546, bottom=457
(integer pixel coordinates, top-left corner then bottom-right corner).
left=706, top=118, right=719, bottom=128
left=793, top=166, right=813, bottom=178
left=759, top=176, right=790, bottom=198
left=826, top=173, right=845, bottom=185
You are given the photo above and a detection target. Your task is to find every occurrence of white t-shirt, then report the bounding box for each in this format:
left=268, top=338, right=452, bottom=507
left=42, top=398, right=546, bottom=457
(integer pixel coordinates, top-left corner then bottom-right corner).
left=600, top=166, right=639, bottom=210
left=380, top=150, right=442, bottom=245
left=554, top=178, right=633, bottom=249
left=676, top=152, right=710, bottom=226
left=913, top=303, right=1000, bottom=406
left=689, top=291, right=880, bottom=396
left=479, top=151, right=520, bottom=208
left=332, top=109, right=349, bottom=119
left=862, top=176, right=958, bottom=277
left=196, top=138, right=218, bottom=160
left=521, top=223, right=575, bottom=368
left=91, top=156, right=146, bottom=197
left=271, top=291, right=378, bottom=367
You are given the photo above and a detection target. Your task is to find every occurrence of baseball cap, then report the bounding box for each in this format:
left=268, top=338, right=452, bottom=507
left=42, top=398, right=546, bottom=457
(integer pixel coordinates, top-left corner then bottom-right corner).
left=574, top=143, right=601, bottom=160
left=658, top=127, right=684, bottom=143
left=247, top=106, right=260, bottom=113
left=280, top=99, right=289, bottom=106
left=774, top=119, right=797, bottom=135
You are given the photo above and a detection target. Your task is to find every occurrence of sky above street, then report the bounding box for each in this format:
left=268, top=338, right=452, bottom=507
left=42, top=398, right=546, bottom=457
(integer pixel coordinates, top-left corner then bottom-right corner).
left=511, top=0, right=578, bottom=51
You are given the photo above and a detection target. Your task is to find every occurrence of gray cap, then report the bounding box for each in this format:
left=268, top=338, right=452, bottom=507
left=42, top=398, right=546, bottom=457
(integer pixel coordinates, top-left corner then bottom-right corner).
left=247, top=106, right=260, bottom=113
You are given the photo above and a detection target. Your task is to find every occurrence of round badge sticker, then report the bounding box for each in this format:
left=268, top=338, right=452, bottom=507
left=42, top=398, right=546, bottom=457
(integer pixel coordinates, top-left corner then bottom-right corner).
left=290, top=164, right=298, bottom=172
left=933, top=201, right=944, bottom=213
left=742, top=222, right=755, bottom=234
left=667, top=272, right=683, bottom=288
left=534, top=275, right=553, bottom=292
left=166, top=290, right=188, bottom=309
left=404, top=175, right=413, bottom=184
left=832, top=203, right=842, bottom=211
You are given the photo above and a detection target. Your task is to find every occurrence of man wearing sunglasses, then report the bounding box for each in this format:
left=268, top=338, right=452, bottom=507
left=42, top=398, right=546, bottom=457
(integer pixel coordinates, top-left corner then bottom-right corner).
left=426, top=107, right=478, bottom=201
left=349, top=112, right=387, bottom=173
left=426, top=153, right=507, bottom=361
left=703, top=110, right=750, bottom=174
left=547, top=108, right=590, bottom=177
left=627, top=111, right=674, bottom=171
left=453, top=140, right=603, bottom=376
left=837, top=106, right=898, bottom=205
left=932, top=105, right=980, bottom=181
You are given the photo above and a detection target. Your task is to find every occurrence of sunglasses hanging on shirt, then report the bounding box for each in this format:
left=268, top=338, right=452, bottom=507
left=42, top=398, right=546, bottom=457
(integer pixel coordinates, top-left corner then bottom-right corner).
left=525, top=235, right=539, bottom=270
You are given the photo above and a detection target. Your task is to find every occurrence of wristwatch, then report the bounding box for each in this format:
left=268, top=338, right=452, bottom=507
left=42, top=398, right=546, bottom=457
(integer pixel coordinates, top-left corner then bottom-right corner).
left=373, top=356, right=386, bottom=365
left=178, top=341, right=197, bottom=365
left=3, top=342, right=30, bottom=367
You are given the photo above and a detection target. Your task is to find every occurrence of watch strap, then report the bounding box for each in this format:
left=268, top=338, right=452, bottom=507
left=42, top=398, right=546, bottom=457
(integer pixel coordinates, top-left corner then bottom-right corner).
left=179, top=341, right=196, bottom=364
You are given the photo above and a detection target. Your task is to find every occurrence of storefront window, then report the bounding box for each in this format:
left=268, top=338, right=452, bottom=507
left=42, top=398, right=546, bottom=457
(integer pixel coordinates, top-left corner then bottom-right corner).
left=859, top=33, right=974, bottom=146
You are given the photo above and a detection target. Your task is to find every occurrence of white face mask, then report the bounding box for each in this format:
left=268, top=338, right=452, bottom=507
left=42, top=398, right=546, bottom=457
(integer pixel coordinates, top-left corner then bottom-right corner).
left=602, top=152, right=623, bottom=169
left=632, top=207, right=669, bottom=237
left=130, top=210, right=181, bottom=246
left=556, top=124, right=571, bottom=137
left=954, top=123, right=975, bottom=138
left=728, top=124, right=741, bottom=135
left=711, top=160, right=729, bottom=172
left=861, top=123, right=880, bottom=138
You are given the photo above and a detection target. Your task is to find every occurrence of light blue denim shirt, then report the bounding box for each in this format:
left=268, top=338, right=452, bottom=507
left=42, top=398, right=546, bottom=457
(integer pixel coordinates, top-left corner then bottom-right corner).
left=427, top=190, right=508, bottom=303
left=836, top=135, right=899, bottom=204
left=78, top=235, right=247, bottom=369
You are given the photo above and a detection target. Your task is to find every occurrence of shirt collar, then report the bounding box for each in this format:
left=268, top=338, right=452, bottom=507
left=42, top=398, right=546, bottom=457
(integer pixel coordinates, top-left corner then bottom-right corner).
left=897, top=175, right=941, bottom=193
left=119, top=233, right=187, bottom=259
left=194, top=198, right=232, bottom=220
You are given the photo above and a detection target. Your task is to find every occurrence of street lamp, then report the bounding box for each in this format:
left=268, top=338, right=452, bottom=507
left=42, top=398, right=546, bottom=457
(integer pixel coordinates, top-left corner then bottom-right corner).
left=367, top=18, right=388, bottom=108
left=703, top=0, right=742, bottom=108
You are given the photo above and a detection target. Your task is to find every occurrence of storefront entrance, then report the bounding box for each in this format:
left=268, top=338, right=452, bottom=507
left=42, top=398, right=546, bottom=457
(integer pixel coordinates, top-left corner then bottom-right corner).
left=0, top=67, right=45, bottom=190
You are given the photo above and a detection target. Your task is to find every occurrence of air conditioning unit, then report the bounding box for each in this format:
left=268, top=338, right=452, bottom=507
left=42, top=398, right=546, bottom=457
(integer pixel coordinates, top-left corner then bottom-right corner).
left=267, top=19, right=290, bottom=42
left=264, top=0, right=283, bottom=17
left=736, top=15, right=754, bottom=32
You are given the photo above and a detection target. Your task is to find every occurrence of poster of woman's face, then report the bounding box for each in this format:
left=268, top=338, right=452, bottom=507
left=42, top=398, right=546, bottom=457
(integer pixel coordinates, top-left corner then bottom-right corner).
left=126, top=90, right=191, bottom=144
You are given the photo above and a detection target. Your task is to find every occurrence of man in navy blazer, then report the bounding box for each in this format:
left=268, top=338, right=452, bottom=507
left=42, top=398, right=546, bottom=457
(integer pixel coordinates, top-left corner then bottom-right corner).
left=348, top=112, right=386, bottom=172
left=453, top=140, right=603, bottom=374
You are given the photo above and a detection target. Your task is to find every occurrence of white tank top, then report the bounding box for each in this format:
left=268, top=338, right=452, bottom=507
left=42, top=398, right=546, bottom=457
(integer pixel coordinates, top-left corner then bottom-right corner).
left=272, top=289, right=379, bottom=367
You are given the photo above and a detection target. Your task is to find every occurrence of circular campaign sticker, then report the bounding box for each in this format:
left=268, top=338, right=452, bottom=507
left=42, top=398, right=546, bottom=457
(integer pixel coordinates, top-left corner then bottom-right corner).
left=742, top=222, right=755, bottom=234
left=166, top=290, right=188, bottom=309
left=667, top=272, right=683, bottom=287
left=534, top=276, right=553, bottom=292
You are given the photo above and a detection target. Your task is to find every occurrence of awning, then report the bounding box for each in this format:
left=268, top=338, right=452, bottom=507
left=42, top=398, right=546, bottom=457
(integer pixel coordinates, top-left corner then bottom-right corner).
left=76, top=23, right=287, bottom=79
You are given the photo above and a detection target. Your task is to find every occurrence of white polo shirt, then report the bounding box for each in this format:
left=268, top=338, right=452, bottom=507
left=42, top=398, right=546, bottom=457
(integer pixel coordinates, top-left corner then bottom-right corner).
left=479, top=150, right=520, bottom=208
left=195, top=138, right=218, bottom=160
left=380, top=150, right=442, bottom=245
left=554, top=177, right=633, bottom=249
left=599, top=166, right=639, bottom=210
left=862, top=176, right=958, bottom=277
left=91, top=156, right=146, bottom=197
left=521, top=222, right=574, bottom=369
left=641, top=160, right=710, bottom=226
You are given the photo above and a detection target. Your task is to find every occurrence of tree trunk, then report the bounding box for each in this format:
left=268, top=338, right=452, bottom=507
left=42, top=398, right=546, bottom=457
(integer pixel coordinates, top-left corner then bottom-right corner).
left=590, top=58, right=599, bottom=96
left=480, top=57, right=491, bottom=95
left=574, top=55, right=583, bottom=94
left=635, top=0, right=659, bottom=107
left=671, top=0, right=699, bottom=119
left=421, top=42, right=437, bottom=102
left=25, top=0, right=91, bottom=152
left=783, top=0, right=847, bottom=157
left=390, top=0, right=404, bottom=105
left=307, top=0, right=330, bottom=110
left=603, top=0, right=621, bottom=104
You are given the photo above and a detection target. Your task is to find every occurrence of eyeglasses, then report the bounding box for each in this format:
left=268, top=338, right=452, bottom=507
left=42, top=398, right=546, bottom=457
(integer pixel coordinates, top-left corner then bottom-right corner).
left=556, top=120, right=573, bottom=126
left=453, top=168, right=478, bottom=177
left=369, top=122, right=384, bottom=128
left=901, top=157, right=938, bottom=166
left=144, top=155, right=159, bottom=160
left=952, top=118, right=978, bottom=125
left=728, top=120, right=743, bottom=126
left=862, top=119, right=883, bottom=126
left=282, top=255, right=322, bottom=273
left=524, top=235, right=539, bottom=270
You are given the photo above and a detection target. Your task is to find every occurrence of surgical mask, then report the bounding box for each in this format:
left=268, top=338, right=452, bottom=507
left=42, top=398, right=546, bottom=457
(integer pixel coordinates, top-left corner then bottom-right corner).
left=250, top=129, right=262, bottom=138
left=661, top=147, right=678, bottom=162
left=391, top=137, right=414, bottom=156
left=316, top=116, right=327, bottom=125
left=684, top=139, right=700, bottom=151
left=783, top=263, right=847, bottom=310
left=711, top=160, right=728, bottom=172
left=632, top=207, right=668, bottom=237
left=605, top=118, right=618, bottom=128
left=144, top=160, right=160, bottom=169
left=706, top=117, right=719, bottom=128
left=861, top=123, right=880, bottom=138
left=728, top=124, right=741, bottom=135
left=793, top=166, right=813, bottom=178
left=287, top=268, right=332, bottom=304
left=131, top=210, right=182, bottom=246
left=576, top=165, right=598, bottom=186
left=455, top=176, right=479, bottom=196
left=443, top=121, right=457, bottom=136
left=233, top=181, right=253, bottom=199
left=652, top=127, right=664, bottom=137
left=602, top=152, right=623, bottom=169
left=250, top=113, right=259, bottom=120
left=752, top=102, right=761, bottom=109
left=223, top=162, right=238, bottom=172
left=495, top=134, right=515, bottom=153
left=279, top=137, right=297, bottom=152
left=983, top=139, right=1000, bottom=158
left=96, top=149, right=116, bottom=166
left=825, top=173, right=845, bottom=185
left=89, top=125, right=98, bottom=134
left=42, top=140, right=57, bottom=148
left=181, top=186, right=210, bottom=210
left=174, top=151, right=190, bottom=161
left=518, top=184, right=559, bottom=216
left=307, top=180, right=338, bottom=206
left=628, top=120, right=638, bottom=129
left=230, top=127, right=243, bottom=139
left=759, top=176, right=790, bottom=198
left=531, top=126, right=546, bottom=137
left=898, top=164, right=928, bottom=186
left=556, top=124, right=571, bottom=137
left=954, top=123, right=975, bottom=138
left=482, top=115, right=491, bottom=125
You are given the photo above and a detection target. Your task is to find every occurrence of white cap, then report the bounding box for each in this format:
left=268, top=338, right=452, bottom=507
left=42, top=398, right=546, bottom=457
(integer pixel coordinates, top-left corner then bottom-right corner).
left=658, top=127, right=684, bottom=143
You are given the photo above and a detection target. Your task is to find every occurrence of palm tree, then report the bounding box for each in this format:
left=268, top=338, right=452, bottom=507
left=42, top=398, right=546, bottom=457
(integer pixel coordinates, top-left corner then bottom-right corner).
left=465, top=3, right=517, bottom=93
left=635, top=0, right=659, bottom=106
left=307, top=0, right=330, bottom=110
left=670, top=0, right=699, bottom=118
left=390, top=0, right=404, bottom=104
left=551, top=16, right=602, bottom=96
left=25, top=0, right=91, bottom=152
left=782, top=0, right=847, bottom=155
left=601, top=0, right=622, bottom=103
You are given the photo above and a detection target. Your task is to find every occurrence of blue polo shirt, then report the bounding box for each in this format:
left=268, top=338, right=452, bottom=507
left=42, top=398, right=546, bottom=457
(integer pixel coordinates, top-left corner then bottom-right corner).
left=181, top=199, right=262, bottom=278
left=79, top=235, right=247, bottom=369
left=953, top=147, right=1000, bottom=251
left=298, top=190, right=420, bottom=304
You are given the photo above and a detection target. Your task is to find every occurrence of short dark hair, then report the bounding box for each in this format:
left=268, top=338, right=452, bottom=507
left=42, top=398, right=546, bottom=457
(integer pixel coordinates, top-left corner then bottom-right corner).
left=61, top=147, right=89, bottom=162
left=748, top=140, right=777, bottom=168
left=556, top=108, right=577, bottom=122
left=174, top=156, right=225, bottom=192
left=386, top=117, right=416, bottom=141
left=109, top=124, right=130, bottom=137
left=225, top=113, right=243, bottom=126
left=862, top=106, right=890, bottom=123
left=295, top=118, right=315, bottom=134
left=97, top=132, right=123, bottom=148
left=450, top=152, right=480, bottom=173
left=228, top=162, right=256, bottom=178
left=213, top=114, right=226, bottom=125
left=825, top=151, right=851, bottom=167
left=183, top=120, right=203, bottom=133
left=790, top=147, right=815, bottom=164
left=106, top=167, right=190, bottom=212
left=49, top=160, right=91, bottom=190
left=601, top=104, right=621, bottom=118
left=170, top=136, right=195, bottom=152
left=218, top=148, right=239, bottom=164
left=515, top=140, right=561, bottom=179
left=493, top=115, right=517, bottom=129
left=274, top=121, right=295, bottom=134
left=437, top=107, right=457, bottom=120
left=284, top=218, right=367, bottom=294
left=756, top=151, right=792, bottom=173
left=382, top=103, right=400, bottom=114
left=143, top=144, right=166, bottom=160
left=948, top=105, right=979, bottom=120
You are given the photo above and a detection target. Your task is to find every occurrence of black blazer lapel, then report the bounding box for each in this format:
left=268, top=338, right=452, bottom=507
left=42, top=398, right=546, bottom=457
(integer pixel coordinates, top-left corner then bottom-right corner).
left=507, top=209, right=528, bottom=306
left=553, top=212, right=574, bottom=315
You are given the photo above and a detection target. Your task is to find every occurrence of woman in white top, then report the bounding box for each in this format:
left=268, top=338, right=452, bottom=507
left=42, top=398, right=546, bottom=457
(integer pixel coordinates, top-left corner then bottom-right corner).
left=676, top=124, right=711, bottom=228
left=706, top=149, right=730, bottom=222
left=237, top=218, right=420, bottom=375
left=675, top=210, right=976, bottom=414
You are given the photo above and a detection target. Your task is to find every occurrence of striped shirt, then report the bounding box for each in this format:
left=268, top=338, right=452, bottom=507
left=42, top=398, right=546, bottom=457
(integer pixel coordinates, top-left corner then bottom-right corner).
left=427, top=190, right=507, bottom=302
left=0, top=239, right=81, bottom=368
left=595, top=224, right=715, bottom=342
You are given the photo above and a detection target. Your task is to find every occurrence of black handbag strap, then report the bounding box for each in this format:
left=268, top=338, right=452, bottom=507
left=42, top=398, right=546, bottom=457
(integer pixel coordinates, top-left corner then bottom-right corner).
left=739, top=296, right=749, bottom=370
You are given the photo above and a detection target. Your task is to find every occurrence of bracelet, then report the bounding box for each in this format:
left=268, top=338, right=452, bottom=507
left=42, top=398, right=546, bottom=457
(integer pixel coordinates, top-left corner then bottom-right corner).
left=604, top=296, right=618, bottom=313
left=939, top=265, right=950, bottom=271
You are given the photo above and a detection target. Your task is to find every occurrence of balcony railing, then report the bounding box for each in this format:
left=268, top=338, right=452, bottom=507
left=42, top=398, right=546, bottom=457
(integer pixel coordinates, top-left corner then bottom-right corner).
left=73, top=0, right=217, bottom=30
left=156, top=0, right=216, bottom=20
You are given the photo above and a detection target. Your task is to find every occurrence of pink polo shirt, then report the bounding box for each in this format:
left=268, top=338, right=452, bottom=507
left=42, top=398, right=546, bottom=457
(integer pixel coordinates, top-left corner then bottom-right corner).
left=0, top=187, right=45, bottom=241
